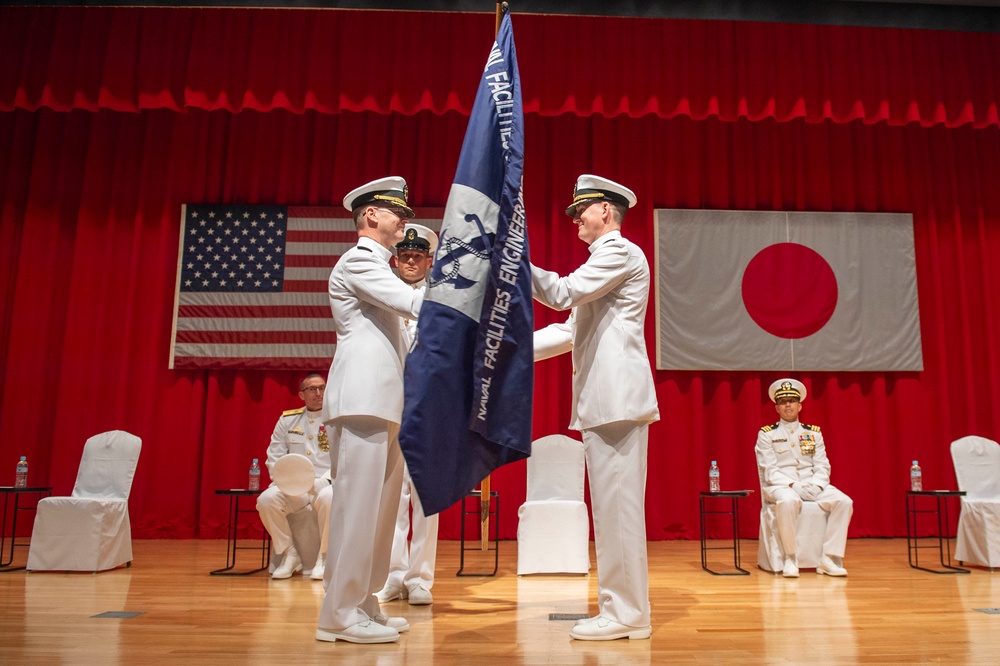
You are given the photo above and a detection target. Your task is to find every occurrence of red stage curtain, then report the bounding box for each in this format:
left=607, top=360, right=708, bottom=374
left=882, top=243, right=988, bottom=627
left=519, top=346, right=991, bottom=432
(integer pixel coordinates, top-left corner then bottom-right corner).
left=2, top=7, right=999, bottom=127
left=2, top=7, right=1000, bottom=541
left=3, top=106, right=999, bottom=539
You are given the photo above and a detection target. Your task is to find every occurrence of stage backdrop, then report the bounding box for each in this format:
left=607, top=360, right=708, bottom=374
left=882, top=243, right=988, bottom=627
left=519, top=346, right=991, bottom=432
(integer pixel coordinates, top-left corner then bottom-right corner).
left=1, top=7, right=999, bottom=542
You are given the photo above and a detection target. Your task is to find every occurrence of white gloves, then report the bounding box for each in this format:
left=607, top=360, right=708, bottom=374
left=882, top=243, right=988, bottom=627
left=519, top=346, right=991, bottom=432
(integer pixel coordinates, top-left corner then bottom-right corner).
left=792, top=481, right=822, bottom=501
left=311, top=477, right=330, bottom=497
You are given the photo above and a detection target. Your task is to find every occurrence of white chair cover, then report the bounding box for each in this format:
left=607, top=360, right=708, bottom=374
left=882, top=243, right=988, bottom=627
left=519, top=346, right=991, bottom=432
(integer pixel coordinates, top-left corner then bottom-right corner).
left=517, top=434, right=590, bottom=575
left=270, top=509, right=322, bottom=575
left=756, top=466, right=826, bottom=572
left=27, top=431, right=141, bottom=572
left=951, top=436, right=1000, bottom=568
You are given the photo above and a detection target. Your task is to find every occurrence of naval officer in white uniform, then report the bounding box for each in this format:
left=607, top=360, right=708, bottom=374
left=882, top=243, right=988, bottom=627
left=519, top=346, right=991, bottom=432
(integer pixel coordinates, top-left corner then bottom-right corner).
left=376, top=223, right=440, bottom=607
left=316, top=177, right=424, bottom=644
left=532, top=175, right=659, bottom=641
left=756, top=378, right=853, bottom=578
left=257, top=373, right=333, bottom=580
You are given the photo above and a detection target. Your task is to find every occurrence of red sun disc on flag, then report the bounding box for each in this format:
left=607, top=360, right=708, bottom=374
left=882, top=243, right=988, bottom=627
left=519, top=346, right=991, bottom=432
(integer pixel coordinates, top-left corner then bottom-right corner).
left=741, top=243, right=838, bottom=339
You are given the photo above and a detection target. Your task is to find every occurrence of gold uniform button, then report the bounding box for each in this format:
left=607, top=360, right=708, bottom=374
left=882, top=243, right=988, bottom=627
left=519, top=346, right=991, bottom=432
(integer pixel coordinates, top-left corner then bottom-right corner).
left=308, top=435, right=313, bottom=441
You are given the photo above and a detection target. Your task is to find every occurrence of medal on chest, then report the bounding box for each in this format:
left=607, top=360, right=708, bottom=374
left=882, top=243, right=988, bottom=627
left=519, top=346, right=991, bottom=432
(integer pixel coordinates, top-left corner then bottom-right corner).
left=798, top=433, right=816, bottom=456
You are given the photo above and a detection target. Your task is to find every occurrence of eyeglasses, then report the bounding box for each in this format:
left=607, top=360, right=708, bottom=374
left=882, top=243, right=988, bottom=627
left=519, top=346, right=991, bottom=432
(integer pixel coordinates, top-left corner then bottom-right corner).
left=378, top=206, right=410, bottom=221
left=301, top=386, right=326, bottom=394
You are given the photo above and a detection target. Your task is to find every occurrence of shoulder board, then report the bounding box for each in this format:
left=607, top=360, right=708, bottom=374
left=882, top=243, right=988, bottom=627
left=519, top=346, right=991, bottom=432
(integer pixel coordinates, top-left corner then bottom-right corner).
left=760, top=422, right=779, bottom=432
left=801, top=423, right=821, bottom=432
left=281, top=407, right=305, bottom=417
left=356, top=245, right=372, bottom=252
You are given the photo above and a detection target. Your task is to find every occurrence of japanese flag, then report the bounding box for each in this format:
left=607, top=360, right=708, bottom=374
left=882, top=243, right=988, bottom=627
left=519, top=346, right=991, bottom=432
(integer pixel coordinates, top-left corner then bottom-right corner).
left=655, top=209, right=922, bottom=371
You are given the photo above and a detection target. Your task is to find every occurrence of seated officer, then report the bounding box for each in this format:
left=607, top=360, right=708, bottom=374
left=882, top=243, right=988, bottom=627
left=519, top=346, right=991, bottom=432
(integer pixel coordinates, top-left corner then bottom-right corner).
left=755, top=378, right=854, bottom=578
left=257, top=373, right=333, bottom=580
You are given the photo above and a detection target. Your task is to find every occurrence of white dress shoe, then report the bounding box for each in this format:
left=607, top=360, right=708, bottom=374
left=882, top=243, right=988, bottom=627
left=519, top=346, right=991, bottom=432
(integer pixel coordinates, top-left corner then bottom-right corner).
left=817, top=555, right=848, bottom=577
left=407, top=585, right=433, bottom=606
left=309, top=555, right=325, bottom=581
left=372, top=613, right=409, bottom=633
left=574, top=615, right=601, bottom=626
left=781, top=555, right=799, bottom=578
left=271, top=547, right=302, bottom=579
left=315, top=620, right=400, bottom=644
left=376, top=583, right=406, bottom=603
left=570, top=617, right=651, bottom=641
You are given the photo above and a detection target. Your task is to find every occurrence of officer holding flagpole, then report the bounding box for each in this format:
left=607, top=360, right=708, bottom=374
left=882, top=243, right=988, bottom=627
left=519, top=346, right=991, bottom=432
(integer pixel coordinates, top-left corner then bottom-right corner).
left=316, top=177, right=425, bottom=644
left=532, top=175, right=659, bottom=641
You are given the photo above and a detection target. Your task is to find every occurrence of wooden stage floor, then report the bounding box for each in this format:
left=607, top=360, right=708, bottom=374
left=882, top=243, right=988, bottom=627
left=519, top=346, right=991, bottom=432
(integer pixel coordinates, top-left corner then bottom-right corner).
left=1, top=538, right=998, bottom=664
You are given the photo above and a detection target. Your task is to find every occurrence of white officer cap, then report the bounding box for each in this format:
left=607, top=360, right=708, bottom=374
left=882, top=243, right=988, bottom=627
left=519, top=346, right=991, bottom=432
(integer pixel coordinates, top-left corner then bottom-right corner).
left=343, top=176, right=414, bottom=218
left=768, top=378, right=807, bottom=403
left=396, top=223, right=438, bottom=255
left=565, top=174, right=638, bottom=216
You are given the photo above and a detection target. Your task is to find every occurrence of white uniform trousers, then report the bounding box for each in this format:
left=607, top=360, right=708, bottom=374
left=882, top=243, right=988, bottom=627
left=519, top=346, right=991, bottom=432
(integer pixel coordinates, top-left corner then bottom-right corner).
left=318, top=416, right=404, bottom=632
left=582, top=420, right=651, bottom=628
left=769, top=485, right=854, bottom=558
left=384, top=463, right=440, bottom=591
left=256, top=481, right=332, bottom=555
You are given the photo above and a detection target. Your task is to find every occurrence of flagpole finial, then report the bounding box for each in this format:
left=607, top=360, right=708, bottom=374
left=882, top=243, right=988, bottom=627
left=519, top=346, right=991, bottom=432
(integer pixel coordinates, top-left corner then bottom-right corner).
left=495, top=2, right=509, bottom=35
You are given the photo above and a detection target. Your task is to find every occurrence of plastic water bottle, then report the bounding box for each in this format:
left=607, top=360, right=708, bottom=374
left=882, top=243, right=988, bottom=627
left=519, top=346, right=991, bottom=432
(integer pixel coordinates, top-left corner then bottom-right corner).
left=248, top=458, right=261, bottom=491
left=709, top=460, right=721, bottom=493
left=15, top=456, right=28, bottom=488
left=910, top=460, right=922, bottom=492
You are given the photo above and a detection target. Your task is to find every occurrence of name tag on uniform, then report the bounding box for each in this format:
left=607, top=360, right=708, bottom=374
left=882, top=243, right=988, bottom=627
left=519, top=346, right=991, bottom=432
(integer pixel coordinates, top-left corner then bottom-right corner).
left=772, top=438, right=788, bottom=443
left=289, top=427, right=304, bottom=435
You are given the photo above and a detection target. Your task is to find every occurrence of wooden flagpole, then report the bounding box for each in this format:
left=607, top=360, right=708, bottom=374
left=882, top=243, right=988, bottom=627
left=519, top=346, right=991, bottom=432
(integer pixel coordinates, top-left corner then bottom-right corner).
left=481, top=0, right=508, bottom=551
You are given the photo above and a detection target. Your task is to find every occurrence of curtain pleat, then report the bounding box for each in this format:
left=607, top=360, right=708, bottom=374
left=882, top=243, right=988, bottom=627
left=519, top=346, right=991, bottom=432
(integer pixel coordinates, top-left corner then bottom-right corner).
left=2, top=7, right=1000, bottom=127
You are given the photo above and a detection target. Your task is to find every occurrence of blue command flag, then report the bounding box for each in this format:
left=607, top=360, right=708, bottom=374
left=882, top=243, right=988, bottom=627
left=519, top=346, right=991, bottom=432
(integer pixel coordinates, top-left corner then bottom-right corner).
left=400, top=13, right=532, bottom=516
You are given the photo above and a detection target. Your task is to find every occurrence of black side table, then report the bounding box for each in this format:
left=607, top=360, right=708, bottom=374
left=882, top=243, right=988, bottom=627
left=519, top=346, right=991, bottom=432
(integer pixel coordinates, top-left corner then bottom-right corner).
left=457, top=491, right=499, bottom=576
left=699, top=490, right=751, bottom=575
left=211, top=489, right=270, bottom=575
left=905, top=490, right=970, bottom=574
left=0, top=486, right=52, bottom=572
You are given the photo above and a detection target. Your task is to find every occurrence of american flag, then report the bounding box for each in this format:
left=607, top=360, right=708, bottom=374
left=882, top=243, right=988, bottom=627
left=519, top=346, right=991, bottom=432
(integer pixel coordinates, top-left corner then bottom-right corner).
left=169, top=204, right=442, bottom=370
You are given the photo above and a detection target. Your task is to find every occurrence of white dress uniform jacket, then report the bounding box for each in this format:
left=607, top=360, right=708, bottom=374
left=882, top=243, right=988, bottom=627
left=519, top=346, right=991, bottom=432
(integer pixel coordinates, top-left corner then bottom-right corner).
left=532, top=230, right=660, bottom=430
left=756, top=421, right=831, bottom=501
left=323, top=236, right=424, bottom=424
left=265, top=408, right=332, bottom=479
